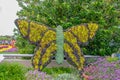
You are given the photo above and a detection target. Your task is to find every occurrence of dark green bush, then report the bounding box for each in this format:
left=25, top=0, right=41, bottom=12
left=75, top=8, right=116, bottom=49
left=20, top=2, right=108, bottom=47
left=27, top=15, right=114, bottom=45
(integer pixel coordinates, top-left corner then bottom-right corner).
left=16, top=0, right=120, bottom=56
left=83, top=26, right=120, bottom=56
left=43, top=67, right=74, bottom=75
left=0, top=62, right=28, bottom=80
left=43, top=67, right=78, bottom=78
left=14, top=28, right=35, bottom=54
left=17, top=0, right=120, bottom=28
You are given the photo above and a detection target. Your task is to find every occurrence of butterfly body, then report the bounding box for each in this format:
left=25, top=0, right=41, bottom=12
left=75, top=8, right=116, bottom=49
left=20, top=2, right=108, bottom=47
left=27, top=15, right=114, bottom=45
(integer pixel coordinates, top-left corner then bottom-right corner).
left=15, top=19, right=98, bottom=71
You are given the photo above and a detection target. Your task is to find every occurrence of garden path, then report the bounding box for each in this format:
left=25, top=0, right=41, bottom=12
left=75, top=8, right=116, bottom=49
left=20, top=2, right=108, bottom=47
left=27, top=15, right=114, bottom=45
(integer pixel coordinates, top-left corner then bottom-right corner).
left=2, top=59, right=73, bottom=68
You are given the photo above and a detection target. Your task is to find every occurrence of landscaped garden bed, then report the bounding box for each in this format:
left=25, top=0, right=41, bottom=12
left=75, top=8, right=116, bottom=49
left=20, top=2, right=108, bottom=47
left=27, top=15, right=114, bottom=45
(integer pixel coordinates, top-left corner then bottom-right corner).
left=0, top=0, right=120, bottom=80
left=83, top=57, right=120, bottom=80
left=0, top=45, right=12, bottom=52
left=0, top=56, right=120, bottom=80
left=0, top=45, right=17, bottom=53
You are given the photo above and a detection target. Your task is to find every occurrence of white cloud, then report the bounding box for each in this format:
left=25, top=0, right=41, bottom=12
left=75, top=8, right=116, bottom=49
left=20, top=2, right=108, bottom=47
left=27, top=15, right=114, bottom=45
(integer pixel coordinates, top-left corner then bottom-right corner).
left=0, top=0, right=20, bottom=36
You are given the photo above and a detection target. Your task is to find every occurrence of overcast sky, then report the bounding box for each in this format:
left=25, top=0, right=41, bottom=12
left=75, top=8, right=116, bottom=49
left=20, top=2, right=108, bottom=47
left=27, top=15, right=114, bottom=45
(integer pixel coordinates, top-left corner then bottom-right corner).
left=0, top=0, right=20, bottom=36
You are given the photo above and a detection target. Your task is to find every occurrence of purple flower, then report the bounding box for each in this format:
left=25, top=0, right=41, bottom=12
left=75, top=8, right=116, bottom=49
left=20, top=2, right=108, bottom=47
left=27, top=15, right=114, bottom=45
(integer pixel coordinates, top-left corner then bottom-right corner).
left=83, top=57, right=120, bottom=80
left=115, top=69, right=120, bottom=74
left=25, top=70, right=52, bottom=80
left=5, top=48, right=17, bottom=52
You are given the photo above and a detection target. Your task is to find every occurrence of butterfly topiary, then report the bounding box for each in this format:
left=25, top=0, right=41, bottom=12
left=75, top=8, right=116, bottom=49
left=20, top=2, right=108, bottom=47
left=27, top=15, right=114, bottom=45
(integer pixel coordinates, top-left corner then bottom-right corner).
left=15, top=19, right=98, bottom=71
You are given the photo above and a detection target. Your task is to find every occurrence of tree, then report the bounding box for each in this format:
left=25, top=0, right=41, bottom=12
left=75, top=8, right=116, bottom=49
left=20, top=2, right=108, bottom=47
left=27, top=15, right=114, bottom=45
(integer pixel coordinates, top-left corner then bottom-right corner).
left=17, top=0, right=120, bottom=28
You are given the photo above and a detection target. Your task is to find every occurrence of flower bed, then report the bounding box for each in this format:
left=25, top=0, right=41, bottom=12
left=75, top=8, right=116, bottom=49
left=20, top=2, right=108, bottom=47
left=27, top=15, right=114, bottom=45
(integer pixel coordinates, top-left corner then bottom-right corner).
left=0, top=45, right=12, bottom=52
left=0, top=45, right=17, bottom=52
left=83, top=57, right=120, bottom=80
left=0, top=45, right=8, bottom=49
left=5, top=47, right=17, bottom=52
left=1, top=57, right=120, bottom=80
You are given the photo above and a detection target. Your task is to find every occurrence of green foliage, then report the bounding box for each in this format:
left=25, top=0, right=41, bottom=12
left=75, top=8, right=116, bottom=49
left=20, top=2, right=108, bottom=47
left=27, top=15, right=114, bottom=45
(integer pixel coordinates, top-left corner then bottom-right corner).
left=83, top=26, right=120, bottom=56
left=14, top=28, right=35, bottom=54
left=0, top=62, right=28, bottom=80
left=43, top=67, right=74, bottom=75
left=43, top=67, right=80, bottom=79
left=54, top=73, right=82, bottom=80
left=25, top=67, right=80, bottom=80
left=16, top=0, right=120, bottom=56
left=56, top=26, right=64, bottom=64
left=85, top=57, right=98, bottom=66
left=0, top=36, right=12, bottom=40
left=17, top=0, right=120, bottom=28
left=25, top=70, right=53, bottom=80
left=106, top=56, right=119, bottom=62
left=16, top=35, right=35, bottom=54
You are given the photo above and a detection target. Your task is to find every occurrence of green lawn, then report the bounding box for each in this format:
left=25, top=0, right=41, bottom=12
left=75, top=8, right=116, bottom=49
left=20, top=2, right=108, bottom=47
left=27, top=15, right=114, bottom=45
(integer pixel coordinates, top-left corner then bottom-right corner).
left=0, top=51, right=18, bottom=54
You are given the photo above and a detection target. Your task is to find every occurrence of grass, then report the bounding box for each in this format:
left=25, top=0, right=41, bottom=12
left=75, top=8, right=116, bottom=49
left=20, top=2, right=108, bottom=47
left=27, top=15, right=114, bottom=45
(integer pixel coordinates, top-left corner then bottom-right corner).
left=43, top=67, right=78, bottom=78
left=0, top=51, right=18, bottom=54
left=0, top=62, right=29, bottom=80
left=0, top=62, right=82, bottom=80
left=26, top=67, right=82, bottom=80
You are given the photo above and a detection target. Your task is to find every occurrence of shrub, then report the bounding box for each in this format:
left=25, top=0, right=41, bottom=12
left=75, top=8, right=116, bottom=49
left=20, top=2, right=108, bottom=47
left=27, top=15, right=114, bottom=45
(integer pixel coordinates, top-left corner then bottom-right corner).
left=14, top=32, right=35, bottom=54
left=16, top=0, right=120, bottom=56
left=17, top=0, right=120, bottom=28
left=83, top=26, right=120, bottom=56
left=25, top=70, right=53, bottom=80
left=54, top=73, right=82, bottom=80
left=42, top=67, right=77, bottom=78
left=43, top=67, right=74, bottom=75
left=0, top=62, right=28, bottom=80
left=106, top=56, right=119, bottom=62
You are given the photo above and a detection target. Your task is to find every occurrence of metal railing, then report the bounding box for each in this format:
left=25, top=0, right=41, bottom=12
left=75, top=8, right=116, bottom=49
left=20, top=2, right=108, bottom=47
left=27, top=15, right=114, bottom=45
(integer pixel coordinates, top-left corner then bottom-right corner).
left=0, top=54, right=100, bottom=62
left=0, top=54, right=33, bottom=57
left=0, top=54, right=100, bottom=58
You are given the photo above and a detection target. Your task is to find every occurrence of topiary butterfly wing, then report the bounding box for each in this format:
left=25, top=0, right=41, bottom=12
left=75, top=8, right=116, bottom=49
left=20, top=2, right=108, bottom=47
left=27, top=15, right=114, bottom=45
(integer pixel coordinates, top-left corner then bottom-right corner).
left=15, top=19, right=50, bottom=44
left=87, top=23, right=98, bottom=39
left=15, top=19, right=29, bottom=38
left=15, top=19, right=57, bottom=70
left=36, top=29, right=56, bottom=70
left=64, top=23, right=98, bottom=70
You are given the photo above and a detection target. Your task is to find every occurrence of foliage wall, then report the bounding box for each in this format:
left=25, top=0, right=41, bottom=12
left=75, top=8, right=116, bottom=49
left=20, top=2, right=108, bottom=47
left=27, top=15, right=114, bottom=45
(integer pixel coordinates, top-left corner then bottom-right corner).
left=15, top=0, right=120, bottom=55
left=14, top=28, right=35, bottom=54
